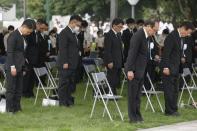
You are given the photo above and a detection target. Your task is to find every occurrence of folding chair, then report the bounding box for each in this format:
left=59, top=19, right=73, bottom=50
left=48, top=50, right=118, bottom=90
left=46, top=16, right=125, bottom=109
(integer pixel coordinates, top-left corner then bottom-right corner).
left=0, top=64, right=6, bottom=87
left=120, top=68, right=127, bottom=95
left=142, top=73, right=164, bottom=113
left=34, top=67, right=58, bottom=105
left=45, top=61, right=59, bottom=87
left=83, top=64, right=97, bottom=100
left=90, top=72, right=124, bottom=121
left=179, top=68, right=197, bottom=108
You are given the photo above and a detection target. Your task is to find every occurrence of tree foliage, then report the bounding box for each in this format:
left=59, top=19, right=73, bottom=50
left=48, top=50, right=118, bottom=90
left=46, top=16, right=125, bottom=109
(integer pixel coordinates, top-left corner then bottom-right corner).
left=0, top=0, right=197, bottom=22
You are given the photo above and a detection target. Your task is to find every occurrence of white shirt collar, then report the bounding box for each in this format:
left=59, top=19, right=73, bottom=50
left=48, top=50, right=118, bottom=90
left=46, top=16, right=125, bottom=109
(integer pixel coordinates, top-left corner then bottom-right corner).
left=177, top=29, right=181, bottom=37
left=143, top=28, right=149, bottom=39
left=68, top=26, right=74, bottom=33
left=18, top=28, right=23, bottom=36
left=112, top=28, right=117, bottom=35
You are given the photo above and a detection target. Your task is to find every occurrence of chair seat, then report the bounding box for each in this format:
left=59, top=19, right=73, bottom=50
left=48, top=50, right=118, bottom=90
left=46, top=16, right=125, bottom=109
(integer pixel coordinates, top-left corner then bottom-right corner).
left=183, top=86, right=197, bottom=90
left=95, top=94, right=122, bottom=99
left=142, top=90, right=163, bottom=94
left=37, top=86, right=58, bottom=90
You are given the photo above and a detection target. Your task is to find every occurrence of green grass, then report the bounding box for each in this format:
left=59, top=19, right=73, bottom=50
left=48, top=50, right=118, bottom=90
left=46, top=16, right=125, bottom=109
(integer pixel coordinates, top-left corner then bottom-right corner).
left=0, top=82, right=197, bottom=131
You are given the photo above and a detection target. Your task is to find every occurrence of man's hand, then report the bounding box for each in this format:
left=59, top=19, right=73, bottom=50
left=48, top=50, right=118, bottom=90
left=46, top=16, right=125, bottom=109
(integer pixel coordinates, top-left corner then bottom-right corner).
left=127, top=71, right=134, bottom=81
left=11, top=67, right=17, bottom=76
left=63, top=63, right=68, bottom=69
left=181, top=57, right=186, bottom=64
left=108, top=62, right=113, bottom=69
left=155, top=55, right=160, bottom=61
left=163, top=68, right=170, bottom=76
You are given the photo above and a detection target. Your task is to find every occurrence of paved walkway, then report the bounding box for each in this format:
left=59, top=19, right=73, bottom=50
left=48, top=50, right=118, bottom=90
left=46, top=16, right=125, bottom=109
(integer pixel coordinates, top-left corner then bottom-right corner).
left=138, top=120, right=197, bottom=131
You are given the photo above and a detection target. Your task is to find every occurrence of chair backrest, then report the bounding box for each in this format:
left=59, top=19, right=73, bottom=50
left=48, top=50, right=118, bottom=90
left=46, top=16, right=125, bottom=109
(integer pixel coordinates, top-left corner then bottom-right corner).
left=182, top=68, right=191, bottom=77
left=92, top=72, right=107, bottom=83
left=91, top=72, right=114, bottom=95
left=94, top=58, right=104, bottom=66
left=84, top=64, right=96, bottom=74
left=34, top=67, right=48, bottom=77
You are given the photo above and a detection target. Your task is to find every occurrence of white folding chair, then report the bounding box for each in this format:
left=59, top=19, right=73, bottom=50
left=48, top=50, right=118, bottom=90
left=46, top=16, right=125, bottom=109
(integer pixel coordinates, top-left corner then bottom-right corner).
left=90, top=72, right=124, bottom=121
left=120, top=68, right=127, bottom=95
left=142, top=73, right=164, bottom=113
left=34, top=67, right=58, bottom=105
left=179, top=68, right=197, bottom=108
left=0, top=64, right=6, bottom=87
left=83, top=64, right=97, bottom=100
left=45, top=61, right=59, bottom=87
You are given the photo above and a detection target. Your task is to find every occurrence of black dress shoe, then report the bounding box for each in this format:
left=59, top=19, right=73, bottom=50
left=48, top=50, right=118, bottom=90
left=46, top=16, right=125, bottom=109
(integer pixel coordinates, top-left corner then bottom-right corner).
left=137, top=116, right=144, bottom=122
left=165, top=112, right=180, bottom=116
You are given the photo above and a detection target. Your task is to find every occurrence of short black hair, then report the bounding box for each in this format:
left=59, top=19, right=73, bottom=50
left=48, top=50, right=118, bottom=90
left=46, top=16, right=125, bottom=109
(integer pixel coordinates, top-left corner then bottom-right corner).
left=180, top=21, right=195, bottom=30
left=22, top=19, right=36, bottom=30
left=43, top=21, right=49, bottom=27
left=144, top=19, right=159, bottom=28
left=8, top=25, right=14, bottom=31
left=126, top=18, right=135, bottom=24
left=162, top=28, right=169, bottom=35
left=81, top=20, right=88, bottom=28
left=112, top=18, right=124, bottom=26
left=136, top=19, right=144, bottom=25
left=69, top=15, right=82, bottom=22
left=37, top=19, right=46, bottom=24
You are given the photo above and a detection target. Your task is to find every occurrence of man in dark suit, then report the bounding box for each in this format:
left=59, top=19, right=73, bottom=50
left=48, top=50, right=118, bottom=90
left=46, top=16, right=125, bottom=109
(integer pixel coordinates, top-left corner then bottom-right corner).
left=57, top=15, right=82, bottom=107
left=161, top=22, right=194, bottom=116
left=125, top=20, right=159, bottom=123
left=122, top=18, right=136, bottom=63
left=6, top=19, right=35, bottom=113
left=22, top=19, right=46, bottom=97
left=104, top=18, right=124, bottom=95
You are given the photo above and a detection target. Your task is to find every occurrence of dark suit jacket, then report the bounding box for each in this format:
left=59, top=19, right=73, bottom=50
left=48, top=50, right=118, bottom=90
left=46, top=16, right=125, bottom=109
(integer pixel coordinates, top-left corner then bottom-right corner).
left=161, top=30, right=182, bottom=75
left=104, top=29, right=123, bottom=68
left=5, top=29, right=25, bottom=72
left=25, top=31, right=39, bottom=66
left=57, top=26, right=79, bottom=70
left=125, top=28, right=149, bottom=78
left=37, top=32, right=49, bottom=66
left=122, top=28, right=134, bottom=62
left=192, top=30, right=197, bottom=62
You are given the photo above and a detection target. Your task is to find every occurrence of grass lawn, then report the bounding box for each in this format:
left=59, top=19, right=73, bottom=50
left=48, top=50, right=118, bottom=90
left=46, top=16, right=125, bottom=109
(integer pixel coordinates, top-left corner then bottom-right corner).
left=0, top=82, right=197, bottom=131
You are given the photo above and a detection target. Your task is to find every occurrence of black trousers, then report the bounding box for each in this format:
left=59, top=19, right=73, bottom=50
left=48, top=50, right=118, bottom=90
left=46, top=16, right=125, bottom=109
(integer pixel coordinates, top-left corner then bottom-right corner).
left=128, top=78, right=144, bottom=121
left=162, top=75, right=179, bottom=114
left=106, top=68, right=121, bottom=95
left=58, top=69, right=76, bottom=106
left=23, top=67, right=36, bottom=97
left=6, top=71, right=23, bottom=112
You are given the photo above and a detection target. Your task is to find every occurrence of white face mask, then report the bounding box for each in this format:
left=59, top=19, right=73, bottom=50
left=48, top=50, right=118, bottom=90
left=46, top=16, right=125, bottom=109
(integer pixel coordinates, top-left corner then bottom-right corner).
left=73, top=26, right=80, bottom=34
left=43, top=31, right=48, bottom=35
